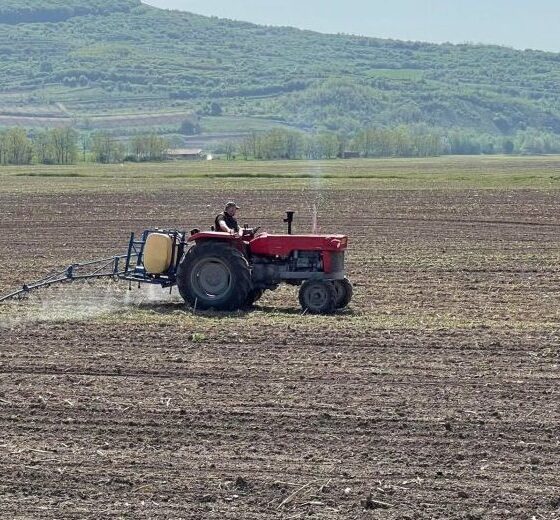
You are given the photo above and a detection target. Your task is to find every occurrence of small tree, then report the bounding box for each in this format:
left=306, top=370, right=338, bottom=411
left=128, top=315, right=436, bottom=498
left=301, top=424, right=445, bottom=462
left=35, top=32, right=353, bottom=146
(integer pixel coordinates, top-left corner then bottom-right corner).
left=2, top=128, right=33, bottom=165
left=34, top=130, right=54, bottom=164
left=210, top=101, right=223, bottom=116
left=81, top=133, right=90, bottom=162
left=147, top=134, right=169, bottom=161
left=179, top=116, right=201, bottom=136
left=239, top=137, right=251, bottom=160
left=224, top=141, right=236, bottom=160
left=50, top=127, right=78, bottom=164
left=91, top=132, right=124, bottom=164
left=39, top=61, right=53, bottom=73
left=502, top=139, right=515, bottom=154
left=317, top=132, right=339, bottom=159
left=131, top=133, right=169, bottom=161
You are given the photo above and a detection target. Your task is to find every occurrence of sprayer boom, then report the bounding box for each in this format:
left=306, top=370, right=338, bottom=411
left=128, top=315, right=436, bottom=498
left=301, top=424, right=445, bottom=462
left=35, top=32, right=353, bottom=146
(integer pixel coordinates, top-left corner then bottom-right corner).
left=0, top=255, right=133, bottom=302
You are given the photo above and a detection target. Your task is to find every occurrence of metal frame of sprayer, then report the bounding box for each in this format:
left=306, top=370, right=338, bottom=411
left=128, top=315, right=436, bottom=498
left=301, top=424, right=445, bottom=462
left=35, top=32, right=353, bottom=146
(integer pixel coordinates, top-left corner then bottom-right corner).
left=0, top=229, right=187, bottom=302
left=121, top=229, right=186, bottom=289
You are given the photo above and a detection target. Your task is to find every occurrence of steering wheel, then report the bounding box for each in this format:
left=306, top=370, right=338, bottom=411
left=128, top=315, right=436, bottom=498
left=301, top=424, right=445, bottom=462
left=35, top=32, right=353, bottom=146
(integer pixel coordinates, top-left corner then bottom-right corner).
left=242, top=226, right=261, bottom=238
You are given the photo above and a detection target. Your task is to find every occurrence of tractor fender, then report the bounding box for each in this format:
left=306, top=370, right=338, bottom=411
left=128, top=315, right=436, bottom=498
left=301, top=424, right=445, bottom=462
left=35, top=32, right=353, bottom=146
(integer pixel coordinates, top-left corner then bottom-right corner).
left=187, top=231, right=238, bottom=243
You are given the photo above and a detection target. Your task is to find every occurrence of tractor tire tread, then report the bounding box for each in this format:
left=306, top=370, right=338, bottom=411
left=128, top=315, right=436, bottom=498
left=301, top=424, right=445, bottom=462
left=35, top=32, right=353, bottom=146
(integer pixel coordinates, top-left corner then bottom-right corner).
left=334, top=277, right=353, bottom=309
left=245, top=288, right=265, bottom=308
left=298, top=280, right=337, bottom=314
left=177, top=242, right=251, bottom=311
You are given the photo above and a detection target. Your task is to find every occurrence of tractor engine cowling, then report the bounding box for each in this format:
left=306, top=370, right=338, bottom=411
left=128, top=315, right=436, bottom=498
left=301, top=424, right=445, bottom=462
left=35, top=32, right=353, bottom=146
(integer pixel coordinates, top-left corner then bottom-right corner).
left=247, top=233, right=348, bottom=288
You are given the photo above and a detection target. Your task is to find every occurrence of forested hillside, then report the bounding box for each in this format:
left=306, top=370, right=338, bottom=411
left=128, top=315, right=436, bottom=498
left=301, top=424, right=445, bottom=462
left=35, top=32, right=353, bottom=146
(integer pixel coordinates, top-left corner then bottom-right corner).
left=1, top=0, right=560, bottom=136
left=0, top=0, right=137, bottom=24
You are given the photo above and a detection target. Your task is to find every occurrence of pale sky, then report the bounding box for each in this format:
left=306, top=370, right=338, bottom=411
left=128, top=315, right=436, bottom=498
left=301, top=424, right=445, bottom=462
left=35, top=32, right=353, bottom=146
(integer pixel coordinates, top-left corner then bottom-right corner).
left=143, top=0, right=560, bottom=52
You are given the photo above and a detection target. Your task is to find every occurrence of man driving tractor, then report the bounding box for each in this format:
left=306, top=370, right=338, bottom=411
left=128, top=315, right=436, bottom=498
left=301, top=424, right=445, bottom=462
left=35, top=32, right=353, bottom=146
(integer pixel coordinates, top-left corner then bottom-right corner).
left=215, top=201, right=240, bottom=235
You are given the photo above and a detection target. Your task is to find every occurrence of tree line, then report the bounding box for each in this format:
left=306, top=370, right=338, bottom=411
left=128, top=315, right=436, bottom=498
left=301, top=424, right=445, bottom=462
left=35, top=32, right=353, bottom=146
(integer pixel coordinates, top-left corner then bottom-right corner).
left=222, top=126, right=560, bottom=160
left=0, top=128, right=169, bottom=166
left=1, top=125, right=560, bottom=167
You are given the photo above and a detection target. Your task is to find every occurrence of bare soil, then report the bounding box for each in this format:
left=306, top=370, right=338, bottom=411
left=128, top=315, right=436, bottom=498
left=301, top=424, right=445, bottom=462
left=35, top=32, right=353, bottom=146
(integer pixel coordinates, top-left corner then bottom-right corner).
left=0, top=183, right=559, bottom=518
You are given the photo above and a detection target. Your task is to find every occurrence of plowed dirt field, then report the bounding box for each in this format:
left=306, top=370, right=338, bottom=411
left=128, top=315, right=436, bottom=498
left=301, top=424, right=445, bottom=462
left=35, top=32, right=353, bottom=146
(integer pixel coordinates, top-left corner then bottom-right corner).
left=0, top=158, right=559, bottom=519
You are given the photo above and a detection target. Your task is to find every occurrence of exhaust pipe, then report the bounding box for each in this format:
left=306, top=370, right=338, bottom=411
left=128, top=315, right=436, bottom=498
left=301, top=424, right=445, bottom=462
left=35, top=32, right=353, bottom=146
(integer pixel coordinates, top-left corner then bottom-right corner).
left=284, top=211, right=295, bottom=235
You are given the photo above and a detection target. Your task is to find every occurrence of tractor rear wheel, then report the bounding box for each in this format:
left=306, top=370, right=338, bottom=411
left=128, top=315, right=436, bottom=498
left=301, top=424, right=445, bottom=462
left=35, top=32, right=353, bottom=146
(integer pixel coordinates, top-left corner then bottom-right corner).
left=245, top=288, right=264, bottom=307
left=298, top=280, right=337, bottom=314
left=177, top=242, right=251, bottom=311
left=333, top=277, right=353, bottom=309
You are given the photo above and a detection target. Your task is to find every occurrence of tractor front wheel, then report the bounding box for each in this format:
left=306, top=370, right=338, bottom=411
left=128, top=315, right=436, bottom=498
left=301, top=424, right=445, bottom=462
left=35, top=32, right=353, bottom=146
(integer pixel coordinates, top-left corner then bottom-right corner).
left=177, top=242, right=251, bottom=311
left=298, top=280, right=337, bottom=314
left=333, top=277, right=353, bottom=309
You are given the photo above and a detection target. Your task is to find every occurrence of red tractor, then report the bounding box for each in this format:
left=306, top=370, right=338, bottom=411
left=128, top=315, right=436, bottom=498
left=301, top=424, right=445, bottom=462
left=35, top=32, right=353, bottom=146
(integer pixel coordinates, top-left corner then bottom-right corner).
left=1, top=213, right=353, bottom=314
left=176, top=224, right=352, bottom=314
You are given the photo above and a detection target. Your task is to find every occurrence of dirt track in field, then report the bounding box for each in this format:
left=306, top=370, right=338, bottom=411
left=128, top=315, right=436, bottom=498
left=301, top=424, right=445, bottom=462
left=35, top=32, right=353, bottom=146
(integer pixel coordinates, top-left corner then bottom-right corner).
left=0, top=182, right=559, bottom=518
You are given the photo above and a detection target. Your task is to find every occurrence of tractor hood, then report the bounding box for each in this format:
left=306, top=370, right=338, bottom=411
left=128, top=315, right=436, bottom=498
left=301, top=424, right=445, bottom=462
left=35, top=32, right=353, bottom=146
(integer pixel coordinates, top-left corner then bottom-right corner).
left=248, top=233, right=348, bottom=257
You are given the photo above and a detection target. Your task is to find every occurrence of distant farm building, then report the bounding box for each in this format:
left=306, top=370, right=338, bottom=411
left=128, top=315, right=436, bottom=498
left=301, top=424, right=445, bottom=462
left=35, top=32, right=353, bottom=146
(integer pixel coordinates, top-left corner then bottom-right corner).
left=166, top=148, right=207, bottom=160
left=342, top=151, right=360, bottom=159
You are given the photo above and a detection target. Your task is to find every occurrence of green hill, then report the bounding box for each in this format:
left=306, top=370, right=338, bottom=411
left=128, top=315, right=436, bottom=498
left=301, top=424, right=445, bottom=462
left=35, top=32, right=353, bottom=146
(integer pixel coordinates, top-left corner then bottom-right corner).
left=1, top=0, right=560, bottom=135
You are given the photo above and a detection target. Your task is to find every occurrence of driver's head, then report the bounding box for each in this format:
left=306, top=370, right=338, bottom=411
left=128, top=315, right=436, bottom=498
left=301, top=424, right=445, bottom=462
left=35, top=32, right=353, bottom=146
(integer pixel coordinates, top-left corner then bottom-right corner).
left=225, top=201, right=239, bottom=217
